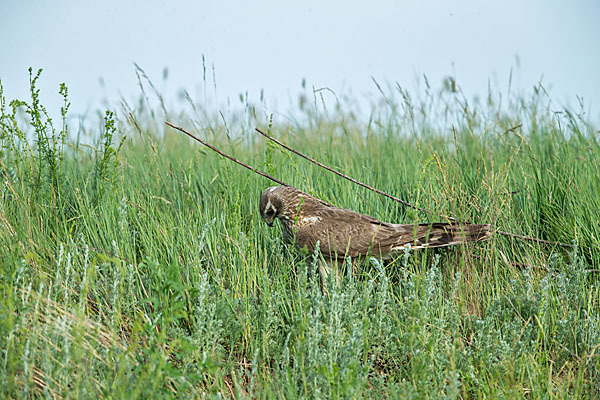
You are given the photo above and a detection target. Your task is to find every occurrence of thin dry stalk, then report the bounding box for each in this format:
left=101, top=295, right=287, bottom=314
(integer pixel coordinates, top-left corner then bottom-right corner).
left=254, top=128, right=448, bottom=220
left=165, top=121, right=571, bottom=248
left=166, top=122, right=288, bottom=187
left=165, top=122, right=333, bottom=207
left=494, top=229, right=570, bottom=247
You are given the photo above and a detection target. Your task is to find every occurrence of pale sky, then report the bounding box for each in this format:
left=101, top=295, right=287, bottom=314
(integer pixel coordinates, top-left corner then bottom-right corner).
left=1, top=0, right=599, bottom=124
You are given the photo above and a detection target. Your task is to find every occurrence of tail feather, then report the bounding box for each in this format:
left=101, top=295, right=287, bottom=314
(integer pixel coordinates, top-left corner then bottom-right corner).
left=393, top=223, right=492, bottom=250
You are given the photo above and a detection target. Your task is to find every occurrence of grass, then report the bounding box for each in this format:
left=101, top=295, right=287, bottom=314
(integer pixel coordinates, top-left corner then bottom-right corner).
left=1, top=69, right=599, bottom=398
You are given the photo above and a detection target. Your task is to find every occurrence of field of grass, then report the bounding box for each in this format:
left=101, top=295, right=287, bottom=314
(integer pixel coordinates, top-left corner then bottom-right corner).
left=1, top=69, right=599, bottom=398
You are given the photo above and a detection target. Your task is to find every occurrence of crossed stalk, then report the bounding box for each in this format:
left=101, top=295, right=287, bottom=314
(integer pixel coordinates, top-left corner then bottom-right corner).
left=165, top=121, right=571, bottom=249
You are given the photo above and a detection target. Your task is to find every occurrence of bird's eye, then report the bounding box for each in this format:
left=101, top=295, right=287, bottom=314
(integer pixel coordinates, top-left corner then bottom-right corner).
left=266, top=209, right=274, bottom=216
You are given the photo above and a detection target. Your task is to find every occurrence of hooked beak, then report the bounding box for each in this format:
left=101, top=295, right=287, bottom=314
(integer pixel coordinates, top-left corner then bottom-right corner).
left=261, top=215, right=275, bottom=228
left=262, top=215, right=275, bottom=227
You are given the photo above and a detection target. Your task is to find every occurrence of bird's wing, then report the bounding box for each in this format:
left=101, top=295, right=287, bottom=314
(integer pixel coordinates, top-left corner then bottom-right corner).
left=293, top=208, right=491, bottom=260
left=293, top=207, right=402, bottom=259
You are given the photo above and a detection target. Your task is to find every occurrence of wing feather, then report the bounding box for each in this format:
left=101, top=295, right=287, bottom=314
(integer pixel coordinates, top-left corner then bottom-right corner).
left=294, top=207, right=402, bottom=259
left=293, top=206, right=491, bottom=260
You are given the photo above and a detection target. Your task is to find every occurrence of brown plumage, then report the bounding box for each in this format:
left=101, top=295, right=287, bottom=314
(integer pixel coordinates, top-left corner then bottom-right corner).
left=259, top=186, right=491, bottom=263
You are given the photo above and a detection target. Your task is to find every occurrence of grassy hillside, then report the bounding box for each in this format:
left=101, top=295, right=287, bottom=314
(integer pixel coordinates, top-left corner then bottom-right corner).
left=1, top=70, right=599, bottom=398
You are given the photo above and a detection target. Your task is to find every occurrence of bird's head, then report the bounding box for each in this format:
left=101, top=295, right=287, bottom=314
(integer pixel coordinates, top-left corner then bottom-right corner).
left=259, top=186, right=286, bottom=227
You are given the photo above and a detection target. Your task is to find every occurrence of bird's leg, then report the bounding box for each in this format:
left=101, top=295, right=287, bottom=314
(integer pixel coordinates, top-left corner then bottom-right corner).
left=306, top=241, right=341, bottom=293
left=317, top=258, right=341, bottom=292
left=350, top=257, right=359, bottom=277
left=305, top=255, right=323, bottom=294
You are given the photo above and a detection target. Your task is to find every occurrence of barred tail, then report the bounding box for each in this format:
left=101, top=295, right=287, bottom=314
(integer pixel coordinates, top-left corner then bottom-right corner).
left=409, top=223, right=492, bottom=249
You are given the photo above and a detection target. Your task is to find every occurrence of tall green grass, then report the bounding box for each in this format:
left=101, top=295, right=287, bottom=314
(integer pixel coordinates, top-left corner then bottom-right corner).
left=1, top=69, right=599, bottom=398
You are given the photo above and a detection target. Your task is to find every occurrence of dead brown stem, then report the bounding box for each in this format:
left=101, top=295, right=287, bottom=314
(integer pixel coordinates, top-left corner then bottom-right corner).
left=166, top=122, right=289, bottom=187
left=254, top=128, right=452, bottom=220
left=165, top=121, right=571, bottom=249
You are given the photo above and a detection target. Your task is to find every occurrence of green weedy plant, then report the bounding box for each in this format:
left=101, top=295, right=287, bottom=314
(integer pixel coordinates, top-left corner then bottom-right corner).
left=93, top=110, right=126, bottom=204
left=0, top=68, right=69, bottom=206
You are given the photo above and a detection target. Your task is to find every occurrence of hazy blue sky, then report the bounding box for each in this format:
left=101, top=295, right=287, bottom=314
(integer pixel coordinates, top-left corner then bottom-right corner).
left=1, top=0, right=599, bottom=123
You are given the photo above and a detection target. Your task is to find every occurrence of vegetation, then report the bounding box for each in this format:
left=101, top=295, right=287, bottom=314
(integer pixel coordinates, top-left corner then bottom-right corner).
left=1, top=69, right=599, bottom=398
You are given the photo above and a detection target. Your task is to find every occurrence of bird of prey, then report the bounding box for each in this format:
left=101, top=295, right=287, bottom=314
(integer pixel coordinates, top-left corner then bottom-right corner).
left=259, top=186, right=491, bottom=279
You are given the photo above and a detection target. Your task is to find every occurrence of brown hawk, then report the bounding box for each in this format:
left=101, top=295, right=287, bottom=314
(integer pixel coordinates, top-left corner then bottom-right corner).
left=259, top=186, right=491, bottom=277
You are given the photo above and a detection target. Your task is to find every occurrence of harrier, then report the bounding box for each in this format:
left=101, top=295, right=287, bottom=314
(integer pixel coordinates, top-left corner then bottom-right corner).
left=259, top=186, right=491, bottom=280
